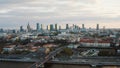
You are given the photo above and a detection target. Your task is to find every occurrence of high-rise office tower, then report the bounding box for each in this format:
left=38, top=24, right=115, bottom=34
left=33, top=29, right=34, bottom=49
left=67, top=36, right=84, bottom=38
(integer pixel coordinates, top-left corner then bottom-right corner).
left=27, top=23, right=31, bottom=32
left=20, top=26, right=23, bottom=32
left=0, top=28, right=3, bottom=32
left=82, top=24, right=84, bottom=29
left=59, top=26, right=61, bottom=30
left=103, top=26, right=105, bottom=32
left=46, top=25, right=48, bottom=30
left=50, top=24, right=54, bottom=31
left=41, top=24, right=43, bottom=30
left=75, top=25, right=77, bottom=29
left=55, top=24, right=57, bottom=30
left=73, top=24, right=75, bottom=28
left=96, top=24, right=99, bottom=30
left=66, top=24, right=69, bottom=29
left=36, top=23, right=40, bottom=31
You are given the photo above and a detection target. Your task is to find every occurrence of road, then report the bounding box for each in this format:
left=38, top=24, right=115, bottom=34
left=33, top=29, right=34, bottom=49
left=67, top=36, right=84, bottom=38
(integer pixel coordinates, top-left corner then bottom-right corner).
left=50, top=56, right=120, bottom=66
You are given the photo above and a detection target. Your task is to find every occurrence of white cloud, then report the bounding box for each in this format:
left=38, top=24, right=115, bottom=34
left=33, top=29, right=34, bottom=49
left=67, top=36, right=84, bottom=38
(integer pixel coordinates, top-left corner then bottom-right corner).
left=0, top=0, right=120, bottom=28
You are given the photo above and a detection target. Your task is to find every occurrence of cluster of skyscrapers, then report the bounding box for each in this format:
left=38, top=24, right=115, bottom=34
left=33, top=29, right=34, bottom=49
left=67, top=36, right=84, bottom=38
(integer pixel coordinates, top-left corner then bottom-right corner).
left=19, top=23, right=100, bottom=32
left=25, top=23, right=71, bottom=32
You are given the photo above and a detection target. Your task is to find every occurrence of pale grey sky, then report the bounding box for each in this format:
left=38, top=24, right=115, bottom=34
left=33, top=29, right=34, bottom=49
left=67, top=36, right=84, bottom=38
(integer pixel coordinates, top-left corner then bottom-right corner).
left=0, top=0, right=120, bottom=29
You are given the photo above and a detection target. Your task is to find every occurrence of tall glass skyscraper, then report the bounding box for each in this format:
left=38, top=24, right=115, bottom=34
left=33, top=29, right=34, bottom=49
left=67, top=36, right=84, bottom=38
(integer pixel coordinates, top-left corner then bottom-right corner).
left=55, top=24, right=57, bottom=30
left=36, top=23, right=40, bottom=31
left=66, top=24, right=69, bottom=29
left=50, top=24, right=54, bottom=31
left=96, top=24, right=99, bottom=30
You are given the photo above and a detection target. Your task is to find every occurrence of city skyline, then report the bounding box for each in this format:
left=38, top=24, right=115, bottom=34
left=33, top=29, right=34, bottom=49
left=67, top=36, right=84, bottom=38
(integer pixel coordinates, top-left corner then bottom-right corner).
left=0, top=0, right=120, bottom=29
left=0, top=23, right=120, bottom=30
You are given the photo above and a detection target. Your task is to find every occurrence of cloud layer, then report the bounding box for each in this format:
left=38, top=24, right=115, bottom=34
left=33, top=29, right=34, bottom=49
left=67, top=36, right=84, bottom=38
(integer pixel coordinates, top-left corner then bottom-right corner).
left=0, top=0, right=120, bottom=29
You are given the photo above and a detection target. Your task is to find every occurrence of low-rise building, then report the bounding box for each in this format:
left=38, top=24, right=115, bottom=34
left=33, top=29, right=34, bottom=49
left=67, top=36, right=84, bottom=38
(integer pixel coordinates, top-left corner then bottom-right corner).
left=3, top=45, right=16, bottom=53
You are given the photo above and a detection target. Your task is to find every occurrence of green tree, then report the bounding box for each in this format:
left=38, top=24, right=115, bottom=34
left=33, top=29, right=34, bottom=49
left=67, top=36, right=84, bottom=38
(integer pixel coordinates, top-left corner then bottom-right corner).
left=62, top=48, right=73, bottom=56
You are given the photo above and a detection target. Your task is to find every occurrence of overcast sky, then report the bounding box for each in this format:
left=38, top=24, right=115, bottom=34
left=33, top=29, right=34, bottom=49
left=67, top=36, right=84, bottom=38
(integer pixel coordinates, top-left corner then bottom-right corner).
left=0, top=0, right=120, bottom=29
